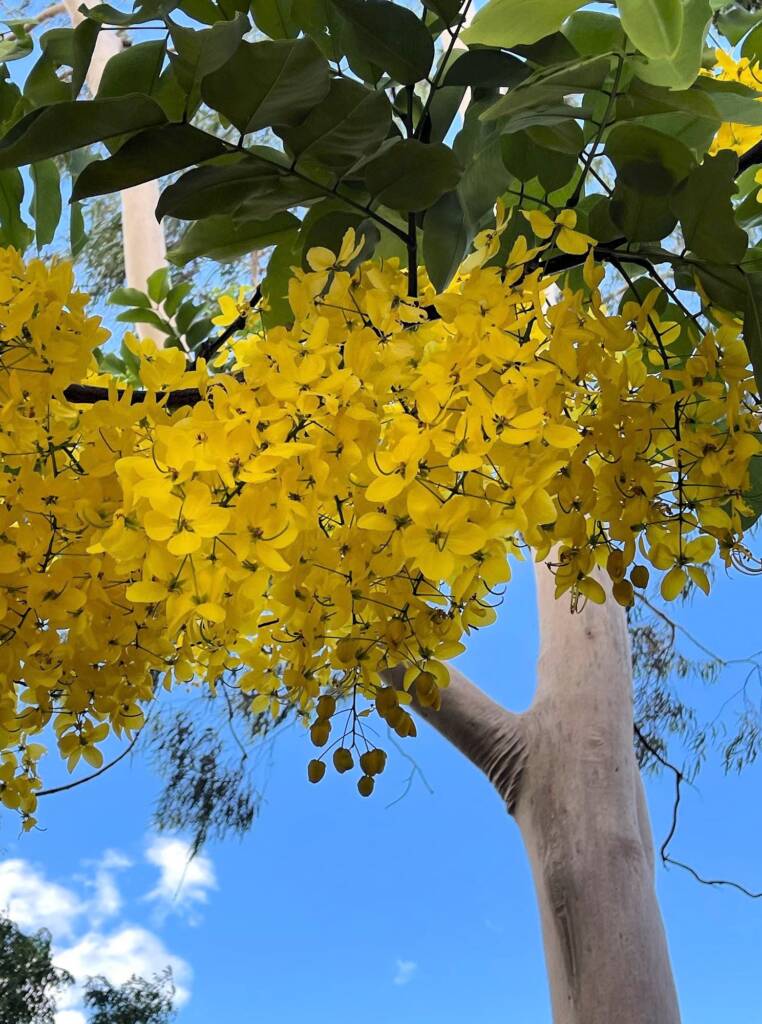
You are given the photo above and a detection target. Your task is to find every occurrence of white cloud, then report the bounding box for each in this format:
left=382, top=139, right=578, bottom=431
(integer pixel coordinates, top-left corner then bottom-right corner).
left=55, top=1011, right=86, bottom=1024
left=393, top=959, right=417, bottom=986
left=145, top=836, right=216, bottom=921
left=0, top=859, right=83, bottom=939
left=0, top=844, right=198, bottom=1024
left=55, top=925, right=192, bottom=1010
left=90, top=850, right=132, bottom=922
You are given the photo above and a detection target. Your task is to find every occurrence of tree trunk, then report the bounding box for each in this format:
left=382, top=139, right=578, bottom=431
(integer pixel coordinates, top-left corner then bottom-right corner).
left=62, top=0, right=167, bottom=341
left=392, top=565, right=681, bottom=1023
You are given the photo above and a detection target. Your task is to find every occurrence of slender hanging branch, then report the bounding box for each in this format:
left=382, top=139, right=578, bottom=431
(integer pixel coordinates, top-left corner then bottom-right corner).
left=634, top=724, right=762, bottom=899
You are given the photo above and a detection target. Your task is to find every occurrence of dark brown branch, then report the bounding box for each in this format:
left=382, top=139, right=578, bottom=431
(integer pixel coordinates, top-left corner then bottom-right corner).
left=63, top=382, right=206, bottom=408
left=634, top=724, right=762, bottom=899
left=192, top=285, right=261, bottom=369
left=738, top=139, right=762, bottom=174
left=37, top=728, right=142, bottom=797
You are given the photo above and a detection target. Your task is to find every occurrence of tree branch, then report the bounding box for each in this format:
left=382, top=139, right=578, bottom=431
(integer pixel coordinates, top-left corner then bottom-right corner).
left=382, top=664, right=528, bottom=812
left=634, top=724, right=762, bottom=899
left=37, top=728, right=143, bottom=797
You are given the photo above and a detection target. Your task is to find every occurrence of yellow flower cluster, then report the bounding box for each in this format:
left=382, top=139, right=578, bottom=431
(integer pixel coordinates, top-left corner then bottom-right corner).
left=707, top=49, right=762, bottom=156
left=0, top=214, right=759, bottom=821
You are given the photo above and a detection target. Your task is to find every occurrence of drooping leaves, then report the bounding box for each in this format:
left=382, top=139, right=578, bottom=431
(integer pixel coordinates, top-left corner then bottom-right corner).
left=167, top=211, right=299, bottom=264
left=250, top=0, right=300, bottom=37
left=361, top=140, right=462, bottom=213
left=616, top=0, right=684, bottom=60
left=671, top=151, right=748, bottom=263
left=96, top=39, right=166, bottom=99
left=167, top=12, right=249, bottom=110
left=443, top=49, right=530, bottom=89
left=156, top=154, right=323, bottom=222
left=330, top=0, right=434, bottom=84
left=462, top=0, right=586, bottom=49
left=29, top=159, right=61, bottom=247
left=480, top=54, right=613, bottom=124
left=0, top=96, right=167, bottom=168
left=0, top=168, right=32, bottom=250
left=276, top=78, right=392, bottom=171
left=605, top=123, right=695, bottom=195
left=72, top=124, right=228, bottom=200
left=423, top=190, right=473, bottom=291
left=634, top=0, right=712, bottom=91
left=201, top=37, right=331, bottom=134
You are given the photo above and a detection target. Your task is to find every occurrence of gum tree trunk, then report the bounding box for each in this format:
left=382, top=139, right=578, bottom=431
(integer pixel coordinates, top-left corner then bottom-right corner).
left=391, top=566, right=681, bottom=1023
left=63, top=0, right=167, bottom=339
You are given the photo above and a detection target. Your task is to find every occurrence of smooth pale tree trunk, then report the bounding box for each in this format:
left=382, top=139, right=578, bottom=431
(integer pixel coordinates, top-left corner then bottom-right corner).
left=388, top=564, right=681, bottom=1024
left=63, top=0, right=167, bottom=340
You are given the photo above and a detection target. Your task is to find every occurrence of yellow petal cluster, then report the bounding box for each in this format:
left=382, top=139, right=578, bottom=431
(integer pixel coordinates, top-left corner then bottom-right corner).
left=0, top=228, right=759, bottom=821
left=707, top=49, right=762, bottom=156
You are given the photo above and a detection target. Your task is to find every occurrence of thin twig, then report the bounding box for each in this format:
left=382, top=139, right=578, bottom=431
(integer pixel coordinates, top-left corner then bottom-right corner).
left=634, top=724, right=762, bottom=898
left=37, top=728, right=143, bottom=796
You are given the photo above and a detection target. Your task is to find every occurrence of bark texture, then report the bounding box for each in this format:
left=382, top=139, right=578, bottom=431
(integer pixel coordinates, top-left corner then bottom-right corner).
left=398, top=565, right=681, bottom=1024
left=63, top=0, right=167, bottom=340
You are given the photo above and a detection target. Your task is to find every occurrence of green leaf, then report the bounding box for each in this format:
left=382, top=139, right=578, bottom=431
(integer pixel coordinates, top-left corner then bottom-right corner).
left=69, top=199, right=86, bottom=258
left=96, top=39, right=166, bottom=99
left=84, top=1, right=175, bottom=25
left=563, top=11, right=626, bottom=55
left=443, top=49, right=529, bottom=89
left=163, top=281, right=192, bottom=317
left=423, top=190, right=472, bottom=291
left=462, top=0, right=585, bottom=49
left=0, top=95, right=167, bottom=169
left=606, top=123, right=695, bottom=195
left=261, top=233, right=301, bottom=328
left=741, top=22, right=762, bottom=63
left=740, top=454, right=762, bottom=530
left=276, top=78, right=391, bottom=172
left=251, top=0, right=299, bottom=37
left=610, top=180, right=677, bottom=241
left=24, top=53, right=70, bottom=107
left=0, top=168, right=32, bottom=250
left=671, top=151, right=748, bottom=263
left=291, top=0, right=345, bottom=62
left=167, top=211, right=300, bottom=263
left=167, top=13, right=249, bottom=108
left=0, top=31, right=32, bottom=63
left=453, top=100, right=511, bottom=226
left=421, top=0, right=461, bottom=25
left=692, top=259, right=746, bottom=309
left=71, top=18, right=100, bottom=97
left=71, top=123, right=228, bottom=200
left=717, top=4, right=762, bottom=46
left=480, top=54, right=612, bottom=123
left=115, top=307, right=172, bottom=331
left=616, top=0, right=684, bottom=60
left=330, top=0, right=434, bottom=84
left=157, top=153, right=323, bottom=221
left=110, top=286, right=152, bottom=307
left=693, top=76, right=762, bottom=125
left=147, top=267, right=170, bottom=304
left=743, top=271, right=762, bottom=392
left=361, top=140, right=461, bottom=213
left=634, top=0, right=712, bottom=91
left=201, top=37, right=330, bottom=134
left=29, top=160, right=61, bottom=247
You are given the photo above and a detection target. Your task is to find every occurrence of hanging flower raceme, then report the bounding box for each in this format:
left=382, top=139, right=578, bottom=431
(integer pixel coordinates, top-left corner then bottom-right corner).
left=0, top=222, right=759, bottom=824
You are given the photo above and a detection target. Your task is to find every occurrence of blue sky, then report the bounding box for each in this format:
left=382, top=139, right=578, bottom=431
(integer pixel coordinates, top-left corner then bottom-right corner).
left=1, top=557, right=760, bottom=1023
left=1, top=1, right=760, bottom=1021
